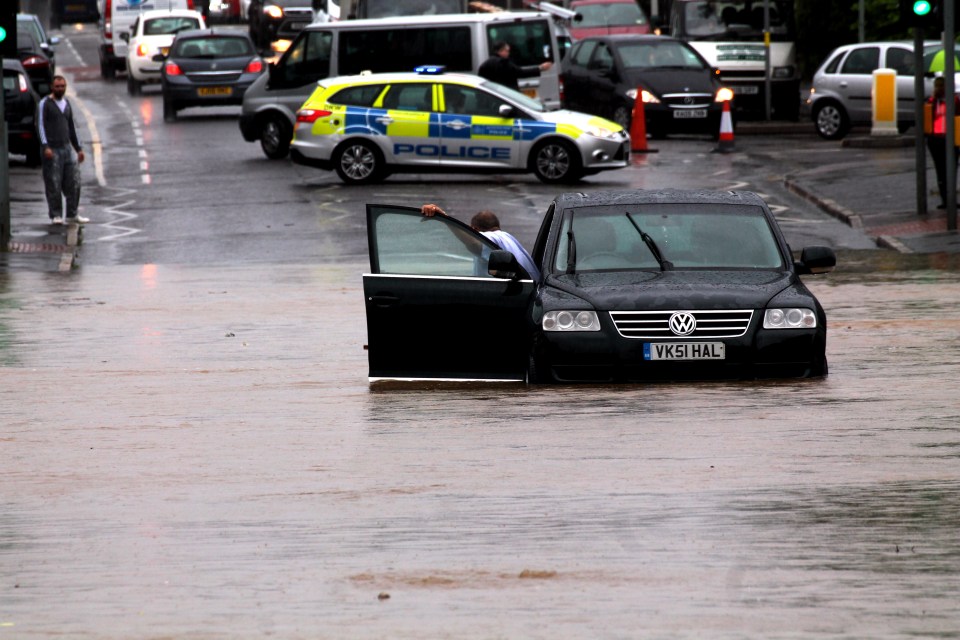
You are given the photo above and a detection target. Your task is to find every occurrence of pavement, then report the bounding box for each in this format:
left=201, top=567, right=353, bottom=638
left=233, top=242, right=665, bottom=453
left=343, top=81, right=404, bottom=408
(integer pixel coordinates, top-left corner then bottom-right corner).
left=5, top=121, right=960, bottom=271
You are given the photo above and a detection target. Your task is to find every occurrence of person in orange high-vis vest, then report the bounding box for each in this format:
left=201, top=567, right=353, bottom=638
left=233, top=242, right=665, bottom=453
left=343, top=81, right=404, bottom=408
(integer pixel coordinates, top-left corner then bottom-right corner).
left=926, top=76, right=960, bottom=209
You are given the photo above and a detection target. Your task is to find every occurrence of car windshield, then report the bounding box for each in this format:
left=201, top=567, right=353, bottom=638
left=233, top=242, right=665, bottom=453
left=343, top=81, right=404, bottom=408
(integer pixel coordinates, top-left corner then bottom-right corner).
left=173, top=36, right=253, bottom=58
left=17, top=16, right=46, bottom=45
left=479, top=80, right=547, bottom=112
left=574, top=2, right=648, bottom=28
left=682, top=0, right=795, bottom=40
left=618, top=41, right=706, bottom=69
left=552, top=204, right=784, bottom=272
left=144, top=16, right=202, bottom=36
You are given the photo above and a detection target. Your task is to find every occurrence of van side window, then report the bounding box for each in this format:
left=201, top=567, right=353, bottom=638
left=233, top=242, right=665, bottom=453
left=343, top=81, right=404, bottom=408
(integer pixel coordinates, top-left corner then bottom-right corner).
left=276, top=30, right=333, bottom=87
left=487, top=18, right=552, bottom=65
left=339, top=27, right=472, bottom=76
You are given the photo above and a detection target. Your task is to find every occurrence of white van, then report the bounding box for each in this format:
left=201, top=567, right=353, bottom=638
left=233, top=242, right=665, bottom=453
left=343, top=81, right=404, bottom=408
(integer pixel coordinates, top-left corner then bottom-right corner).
left=238, top=12, right=562, bottom=159
left=98, top=0, right=195, bottom=78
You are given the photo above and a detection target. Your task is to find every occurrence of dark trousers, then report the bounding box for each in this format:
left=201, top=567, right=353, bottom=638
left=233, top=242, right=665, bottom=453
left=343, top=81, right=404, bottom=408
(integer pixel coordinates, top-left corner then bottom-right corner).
left=41, top=146, right=81, bottom=219
left=926, top=135, right=958, bottom=206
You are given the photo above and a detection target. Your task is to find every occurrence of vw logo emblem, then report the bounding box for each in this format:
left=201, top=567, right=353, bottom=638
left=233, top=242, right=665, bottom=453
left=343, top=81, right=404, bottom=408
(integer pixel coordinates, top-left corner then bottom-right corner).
left=683, top=96, right=694, bottom=105
left=669, top=312, right=696, bottom=336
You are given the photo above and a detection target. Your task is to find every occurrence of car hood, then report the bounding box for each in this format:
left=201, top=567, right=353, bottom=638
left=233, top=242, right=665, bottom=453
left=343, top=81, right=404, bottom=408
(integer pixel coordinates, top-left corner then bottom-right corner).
left=546, top=269, right=793, bottom=310
left=536, top=108, right=623, bottom=132
left=622, top=68, right=717, bottom=97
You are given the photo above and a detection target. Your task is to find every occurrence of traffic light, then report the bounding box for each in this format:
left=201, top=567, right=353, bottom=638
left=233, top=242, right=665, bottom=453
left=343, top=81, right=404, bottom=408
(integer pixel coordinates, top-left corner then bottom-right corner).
left=901, top=0, right=941, bottom=29
left=0, top=0, right=19, bottom=59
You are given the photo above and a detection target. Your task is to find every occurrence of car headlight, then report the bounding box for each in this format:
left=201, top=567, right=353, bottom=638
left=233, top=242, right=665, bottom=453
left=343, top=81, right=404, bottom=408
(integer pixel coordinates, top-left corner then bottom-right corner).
left=715, top=87, right=734, bottom=102
left=763, top=308, right=816, bottom=329
left=772, top=66, right=795, bottom=79
left=625, top=88, right=638, bottom=100
left=264, top=4, right=284, bottom=18
left=584, top=124, right=618, bottom=138
left=641, top=89, right=660, bottom=104
left=543, top=310, right=601, bottom=332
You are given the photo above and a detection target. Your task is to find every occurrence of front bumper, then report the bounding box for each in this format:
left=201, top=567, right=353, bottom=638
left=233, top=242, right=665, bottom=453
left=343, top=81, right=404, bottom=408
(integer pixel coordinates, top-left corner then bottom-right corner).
left=163, top=77, right=260, bottom=108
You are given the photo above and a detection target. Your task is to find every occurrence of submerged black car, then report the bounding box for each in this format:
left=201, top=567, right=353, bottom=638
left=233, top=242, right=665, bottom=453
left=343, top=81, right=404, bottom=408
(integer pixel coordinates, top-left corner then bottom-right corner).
left=561, top=35, right=733, bottom=137
left=363, top=189, right=836, bottom=383
left=159, top=29, right=264, bottom=122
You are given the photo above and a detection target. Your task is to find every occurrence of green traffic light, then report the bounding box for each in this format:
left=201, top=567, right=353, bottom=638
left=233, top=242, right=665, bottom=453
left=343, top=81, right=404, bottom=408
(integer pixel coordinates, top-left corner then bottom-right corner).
left=0, top=26, right=7, bottom=43
left=913, top=0, right=932, bottom=15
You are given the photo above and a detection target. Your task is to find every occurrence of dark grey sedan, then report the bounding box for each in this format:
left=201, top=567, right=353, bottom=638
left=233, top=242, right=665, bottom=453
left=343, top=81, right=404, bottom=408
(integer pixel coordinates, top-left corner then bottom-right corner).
left=159, top=29, right=265, bottom=122
left=561, top=34, right=734, bottom=138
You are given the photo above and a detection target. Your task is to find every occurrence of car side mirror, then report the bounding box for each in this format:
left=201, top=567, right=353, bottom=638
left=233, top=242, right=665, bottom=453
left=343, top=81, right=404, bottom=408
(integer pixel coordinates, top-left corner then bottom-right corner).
left=50, top=36, right=61, bottom=46
left=120, top=32, right=129, bottom=42
left=794, top=246, right=836, bottom=275
left=488, top=250, right=524, bottom=279
left=498, top=104, right=514, bottom=118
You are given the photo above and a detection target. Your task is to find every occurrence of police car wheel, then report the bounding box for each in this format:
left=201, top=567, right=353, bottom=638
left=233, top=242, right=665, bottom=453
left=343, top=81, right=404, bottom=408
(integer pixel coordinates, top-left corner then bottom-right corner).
left=531, top=139, right=582, bottom=184
left=334, top=141, right=384, bottom=184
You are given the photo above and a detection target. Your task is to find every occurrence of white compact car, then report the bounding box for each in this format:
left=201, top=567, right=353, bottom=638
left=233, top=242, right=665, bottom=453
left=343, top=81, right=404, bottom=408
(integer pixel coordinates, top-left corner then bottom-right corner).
left=124, top=9, right=206, bottom=95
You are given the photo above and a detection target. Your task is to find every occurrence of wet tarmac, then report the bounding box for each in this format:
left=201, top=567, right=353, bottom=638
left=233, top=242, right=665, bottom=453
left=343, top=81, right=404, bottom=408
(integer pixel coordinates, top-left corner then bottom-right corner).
left=2, top=253, right=959, bottom=638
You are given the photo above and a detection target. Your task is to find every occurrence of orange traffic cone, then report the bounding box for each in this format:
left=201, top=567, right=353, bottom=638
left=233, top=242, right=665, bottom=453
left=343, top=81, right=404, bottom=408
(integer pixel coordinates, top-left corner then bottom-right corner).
left=714, top=100, right=735, bottom=153
left=630, top=90, right=657, bottom=154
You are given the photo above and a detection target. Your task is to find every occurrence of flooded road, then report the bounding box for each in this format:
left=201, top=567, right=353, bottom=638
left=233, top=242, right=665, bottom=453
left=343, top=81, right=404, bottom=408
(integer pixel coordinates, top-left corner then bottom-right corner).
left=2, top=253, right=959, bottom=638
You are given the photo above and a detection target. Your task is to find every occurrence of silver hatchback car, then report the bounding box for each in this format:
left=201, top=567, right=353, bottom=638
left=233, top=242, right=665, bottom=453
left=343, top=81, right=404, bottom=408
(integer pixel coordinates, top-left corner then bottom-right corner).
left=806, top=40, right=943, bottom=140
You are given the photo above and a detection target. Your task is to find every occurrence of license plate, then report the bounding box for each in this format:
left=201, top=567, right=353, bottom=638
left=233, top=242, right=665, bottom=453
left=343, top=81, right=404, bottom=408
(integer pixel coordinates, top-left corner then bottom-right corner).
left=198, top=86, right=233, bottom=97
left=736, top=86, right=759, bottom=95
left=643, top=342, right=725, bottom=360
left=673, top=109, right=707, bottom=119
left=288, top=21, right=308, bottom=29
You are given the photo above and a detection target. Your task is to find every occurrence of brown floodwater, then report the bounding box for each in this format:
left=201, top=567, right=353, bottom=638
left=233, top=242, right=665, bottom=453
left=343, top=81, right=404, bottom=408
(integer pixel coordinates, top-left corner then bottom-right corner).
left=1, top=252, right=958, bottom=638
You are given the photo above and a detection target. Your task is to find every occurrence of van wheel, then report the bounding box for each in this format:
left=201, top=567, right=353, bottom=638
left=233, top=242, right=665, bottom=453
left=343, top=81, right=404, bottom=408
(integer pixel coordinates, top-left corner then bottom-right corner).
left=334, top=140, right=385, bottom=185
left=25, top=143, right=42, bottom=167
left=531, top=139, right=582, bottom=184
left=259, top=114, right=291, bottom=159
left=813, top=101, right=849, bottom=140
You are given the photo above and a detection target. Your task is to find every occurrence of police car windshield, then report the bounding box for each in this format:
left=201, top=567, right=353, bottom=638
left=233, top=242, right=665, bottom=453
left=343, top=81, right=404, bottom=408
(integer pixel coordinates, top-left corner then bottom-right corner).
left=479, top=80, right=547, bottom=113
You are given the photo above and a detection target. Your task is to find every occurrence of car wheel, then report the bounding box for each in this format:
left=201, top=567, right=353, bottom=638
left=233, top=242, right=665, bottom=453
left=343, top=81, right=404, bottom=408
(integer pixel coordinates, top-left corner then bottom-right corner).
left=25, top=143, right=42, bottom=168
left=813, top=101, right=849, bottom=140
left=100, top=56, right=115, bottom=80
left=809, top=355, right=829, bottom=378
left=612, top=105, right=631, bottom=130
left=163, top=97, right=178, bottom=122
left=126, top=72, right=140, bottom=96
left=526, top=352, right=553, bottom=384
left=531, top=139, right=583, bottom=184
left=334, top=140, right=385, bottom=185
left=259, top=114, right=291, bottom=159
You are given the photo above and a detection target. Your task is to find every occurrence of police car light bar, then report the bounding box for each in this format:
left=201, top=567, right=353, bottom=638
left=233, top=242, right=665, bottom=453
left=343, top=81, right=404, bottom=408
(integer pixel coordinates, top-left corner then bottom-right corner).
left=415, top=65, right=446, bottom=75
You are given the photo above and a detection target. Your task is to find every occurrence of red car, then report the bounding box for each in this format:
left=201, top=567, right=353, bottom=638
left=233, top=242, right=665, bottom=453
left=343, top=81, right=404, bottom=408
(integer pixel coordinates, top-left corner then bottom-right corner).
left=569, top=0, right=651, bottom=40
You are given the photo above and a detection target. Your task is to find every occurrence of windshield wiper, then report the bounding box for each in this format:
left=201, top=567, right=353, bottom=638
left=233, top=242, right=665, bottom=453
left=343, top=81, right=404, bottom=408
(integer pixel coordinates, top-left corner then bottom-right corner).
left=626, top=213, right=673, bottom=271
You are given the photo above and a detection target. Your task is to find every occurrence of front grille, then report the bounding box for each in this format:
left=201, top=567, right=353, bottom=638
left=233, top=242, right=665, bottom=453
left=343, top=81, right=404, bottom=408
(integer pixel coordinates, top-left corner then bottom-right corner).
left=662, top=93, right=713, bottom=108
left=610, top=310, right=754, bottom=339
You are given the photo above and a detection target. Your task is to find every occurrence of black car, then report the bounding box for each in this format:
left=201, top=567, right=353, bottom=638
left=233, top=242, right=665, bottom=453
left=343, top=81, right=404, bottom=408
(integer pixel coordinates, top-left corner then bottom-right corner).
left=362, top=189, right=836, bottom=383
left=16, top=24, right=55, bottom=96
left=17, top=14, right=60, bottom=72
left=247, top=0, right=314, bottom=51
left=3, top=59, right=42, bottom=166
left=159, top=29, right=265, bottom=122
left=561, top=35, right=733, bottom=138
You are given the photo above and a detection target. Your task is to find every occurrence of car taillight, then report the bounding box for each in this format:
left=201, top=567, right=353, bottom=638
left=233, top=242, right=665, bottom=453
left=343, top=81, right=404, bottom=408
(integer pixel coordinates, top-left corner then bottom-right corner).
left=244, top=58, right=264, bottom=74
left=18, top=74, right=29, bottom=93
left=165, top=61, right=183, bottom=76
left=137, top=43, right=149, bottom=57
left=21, top=56, right=49, bottom=69
left=296, top=109, right=332, bottom=123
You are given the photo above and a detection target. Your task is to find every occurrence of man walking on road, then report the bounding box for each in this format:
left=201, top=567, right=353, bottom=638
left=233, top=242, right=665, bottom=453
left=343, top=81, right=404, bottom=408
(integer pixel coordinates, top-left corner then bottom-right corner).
left=37, top=75, right=88, bottom=225
left=478, top=41, right=552, bottom=92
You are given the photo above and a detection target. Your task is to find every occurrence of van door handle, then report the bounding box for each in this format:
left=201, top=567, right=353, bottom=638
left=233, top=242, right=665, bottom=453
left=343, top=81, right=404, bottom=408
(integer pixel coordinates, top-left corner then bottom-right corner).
left=839, top=82, right=848, bottom=88
left=368, top=295, right=400, bottom=307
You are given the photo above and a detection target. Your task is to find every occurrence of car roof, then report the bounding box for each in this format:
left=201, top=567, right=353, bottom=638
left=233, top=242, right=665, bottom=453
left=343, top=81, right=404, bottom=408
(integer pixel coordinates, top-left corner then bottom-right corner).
left=318, top=71, right=485, bottom=87
left=172, top=28, right=254, bottom=40
left=554, top=189, right=768, bottom=209
left=3, top=58, right=30, bottom=73
left=138, top=9, right=205, bottom=19
left=303, top=11, right=548, bottom=31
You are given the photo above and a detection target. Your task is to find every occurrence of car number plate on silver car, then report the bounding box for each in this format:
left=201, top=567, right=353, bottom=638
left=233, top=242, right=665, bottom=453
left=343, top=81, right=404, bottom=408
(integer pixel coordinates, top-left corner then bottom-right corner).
left=643, top=342, right=725, bottom=360
left=673, top=109, right=708, bottom=119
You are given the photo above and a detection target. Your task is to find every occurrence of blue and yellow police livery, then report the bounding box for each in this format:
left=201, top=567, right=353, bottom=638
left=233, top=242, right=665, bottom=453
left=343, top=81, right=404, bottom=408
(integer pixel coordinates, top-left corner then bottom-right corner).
left=290, top=68, right=630, bottom=184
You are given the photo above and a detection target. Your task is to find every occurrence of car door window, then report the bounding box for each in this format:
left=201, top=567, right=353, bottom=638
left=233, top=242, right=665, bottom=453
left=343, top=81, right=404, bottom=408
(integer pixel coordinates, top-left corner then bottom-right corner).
left=590, top=42, right=615, bottom=72
left=571, top=40, right=597, bottom=67
left=369, top=206, right=499, bottom=277
left=824, top=50, right=844, bottom=74
left=443, top=85, right=507, bottom=117
left=381, top=83, right=434, bottom=111
left=840, top=46, right=880, bottom=75
left=885, top=47, right=915, bottom=76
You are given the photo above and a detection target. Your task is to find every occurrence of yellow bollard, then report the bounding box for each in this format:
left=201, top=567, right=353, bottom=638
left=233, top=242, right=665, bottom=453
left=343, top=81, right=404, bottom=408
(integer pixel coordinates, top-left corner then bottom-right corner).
left=872, top=68, right=898, bottom=136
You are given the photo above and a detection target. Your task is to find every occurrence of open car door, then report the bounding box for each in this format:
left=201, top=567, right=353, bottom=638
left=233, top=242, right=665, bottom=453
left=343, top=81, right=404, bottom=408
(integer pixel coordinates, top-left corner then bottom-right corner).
left=363, top=204, right=537, bottom=381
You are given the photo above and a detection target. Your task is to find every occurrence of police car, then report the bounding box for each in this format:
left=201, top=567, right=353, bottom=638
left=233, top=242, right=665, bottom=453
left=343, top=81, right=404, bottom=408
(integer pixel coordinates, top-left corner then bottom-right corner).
left=289, top=67, right=630, bottom=184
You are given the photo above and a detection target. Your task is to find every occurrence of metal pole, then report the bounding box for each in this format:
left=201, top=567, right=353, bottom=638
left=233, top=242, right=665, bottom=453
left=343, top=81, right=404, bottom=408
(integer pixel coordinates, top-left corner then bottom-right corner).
left=764, top=0, right=771, bottom=121
left=945, top=0, right=957, bottom=230
left=915, top=26, right=928, bottom=216
left=859, top=0, right=865, bottom=43
left=1, top=84, right=10, bottom=251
